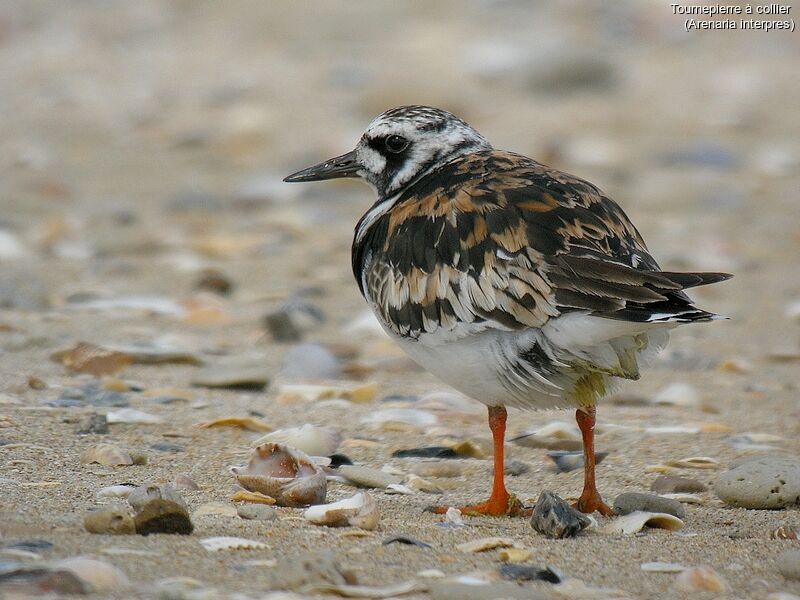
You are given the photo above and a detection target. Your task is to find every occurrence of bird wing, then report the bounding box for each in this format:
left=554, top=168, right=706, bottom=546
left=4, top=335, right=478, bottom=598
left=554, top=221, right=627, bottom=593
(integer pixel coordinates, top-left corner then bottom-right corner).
left=359, top=150, right=730, bottom=340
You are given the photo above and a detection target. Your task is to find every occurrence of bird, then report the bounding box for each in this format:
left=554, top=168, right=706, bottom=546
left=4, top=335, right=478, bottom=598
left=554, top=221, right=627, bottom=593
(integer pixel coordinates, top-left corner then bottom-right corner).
left=284, top=105, right=731, bottom=517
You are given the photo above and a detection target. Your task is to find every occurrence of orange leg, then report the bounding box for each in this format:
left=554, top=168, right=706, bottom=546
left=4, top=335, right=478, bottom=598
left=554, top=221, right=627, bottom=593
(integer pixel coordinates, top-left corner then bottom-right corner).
left=432, top=406, right=525, bottom=517
left=572, top=406, right=614, bottom=516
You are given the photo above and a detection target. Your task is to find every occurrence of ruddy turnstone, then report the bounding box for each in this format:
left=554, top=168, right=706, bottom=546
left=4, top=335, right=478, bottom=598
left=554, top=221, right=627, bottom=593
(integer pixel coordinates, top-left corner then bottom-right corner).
left=284, top=105, right=731, bottom=516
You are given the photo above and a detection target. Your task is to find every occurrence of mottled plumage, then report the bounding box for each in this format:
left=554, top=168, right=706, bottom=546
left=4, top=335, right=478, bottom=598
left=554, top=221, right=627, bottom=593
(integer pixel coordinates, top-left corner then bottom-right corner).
left=285, top=105, right=731, bottom=516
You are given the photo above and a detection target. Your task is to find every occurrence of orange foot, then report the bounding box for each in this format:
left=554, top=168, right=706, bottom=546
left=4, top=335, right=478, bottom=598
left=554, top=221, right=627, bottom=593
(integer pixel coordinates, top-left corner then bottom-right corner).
left=429, top=492, right=530, bottom=517
left=572, top=488, right=615, bottom=516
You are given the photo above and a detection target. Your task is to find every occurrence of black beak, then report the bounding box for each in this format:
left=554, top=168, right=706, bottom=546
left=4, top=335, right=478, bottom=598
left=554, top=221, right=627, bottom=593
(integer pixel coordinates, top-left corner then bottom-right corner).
left=283, top=150, right=361, bottom=183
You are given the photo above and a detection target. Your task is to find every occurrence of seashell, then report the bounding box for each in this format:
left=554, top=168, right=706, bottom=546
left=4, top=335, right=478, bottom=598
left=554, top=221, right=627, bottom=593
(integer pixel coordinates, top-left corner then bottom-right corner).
left=81, top=444, right=133, bottom=466
left=97, top=483, right=137, bottom=498
left=665, top=456, right=720, bottom=469
left=640, top=561, right=686, bottom=573
left=193, top=502, right=238, bottom=518
left=198, top=416, right=272, bottom=432
left=770, top=525, right=800, bottom=540
left=385, top=484, right=415, bottom=495
left=444, top=507, right=464, bottom=527
left=498, top=547, right=533, bottom=563
left=173, top=473, right=200, bottom=491
left=674, top=566, right=729, bottom=593
left=338, top=465, right=402, bottom=489
left=276, top=382, right=378, bottom=404
left=601, top=511, right=684, bottom=535
left=231, top=490, right=276, bottom=505
left=361, top=408, right=438, bottom=429
left=456, top=537, right=516, bottom=553
left=230, top=442, right=326, bottom=507
left=252, top=423, right=340, bottom=456
left=659, top=493, right=707, bottom=505
left=303, top=492, right=379, bottom=530
left=652, top=383, right=699, bottom=406
left=51, top=342, right=133, bottom=377
left=199, top=537, right=269, bottom=552
left=407, top=474, right=444, bottom=494
left=106, top=408, right=163, bottom=424
left=51, top=556, right=130, bottom=593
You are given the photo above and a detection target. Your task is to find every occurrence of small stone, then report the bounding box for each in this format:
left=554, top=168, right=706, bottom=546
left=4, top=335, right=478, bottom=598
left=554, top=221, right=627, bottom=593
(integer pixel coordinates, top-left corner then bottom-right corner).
left=714, top=456, right=800, bottom=509
left=613, top=492, right=686, bottom=519
left=150, top=441, right=184, bottom=453
left=237, top=504, right=277, bottom=521
left=505, top=460, right=530, bottom=476
left=651, top=475, right=708, bottom=494
left=547, top=450, right=607, bottom=473
left=191, top=361, right=270, bottom=391
left=194, top=268, right=234, bottom=295
left=75, top=413, right=109, bottom=435
left=410, top=461, right=463, bottom=478
left=83, top=506, right=135, bottom=535
left=50, top=342, right=133, bottom=377
left=778, top=550, right=800, bottom=581
left=128, top=484, right=193, bottom=535
left=392, top=446, right=458, bottom=459
left=338, top=465, right=401, bottom=489
left=498, top=547, right=533, bottom=563
left=406, top=474, right=443, bottom=494
left=263, top=300, right=325, bottom=342
left=530, top=490, right=590, bottom=539
left=498, top=564, right=561, bottom=583
left=50, top=556, right=130, bottom=593
left=268, top=551, right=355, bottom=591
left=173, top=473, right=200, bottom=491
left=280, top=343, right=341, bottom=380
left=194, top=502, right=239, bottom=518
left=107, top=408, right=163, bottom=424
left=674, top=566, right=729, bottom=593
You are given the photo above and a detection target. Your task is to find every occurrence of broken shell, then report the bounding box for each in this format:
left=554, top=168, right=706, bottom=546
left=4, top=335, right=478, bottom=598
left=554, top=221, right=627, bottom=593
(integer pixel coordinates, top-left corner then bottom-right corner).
left=499, top=547, right=533, bottom=563
left=252, top=423, right=341, bottom=456
left=444, top=507, right=464, bottom=527
left=230, top=442, right=326, bottom=507
left=770, top=525, right=800, bottom=540
left=601, top=511, right=684, bottom=535
left=81, top=444, right=133, bottom=466
left=303, top=492, right=379, bottom=530
left=406, top=474, right=443, bottom=494
left=276, top=382, right=378, bottom=404
left=198, top=416, right=272, bottom=432
left=640, top=561, right=686, bottom=573
left=193, top=502, right=238, bottom=518
left=665, top=457, right=720, bottom=469
left=385, top=484, right=415, bottom=495
left=106, top=408, right=163, bottom=424
left=97, top=483, right=137, bottom=498
left=51, top=342, right=133, bottom=377
left=456, top=537, right=516, bottom=553
left=199, top=537, right=269, bottom=552
left=674, top=566, right=729, bottom=593
left=231, top=490, right=276, bottom=505
left=361, top=408, right=438, bottom=429
left=338, top=465, right=402, bottom=489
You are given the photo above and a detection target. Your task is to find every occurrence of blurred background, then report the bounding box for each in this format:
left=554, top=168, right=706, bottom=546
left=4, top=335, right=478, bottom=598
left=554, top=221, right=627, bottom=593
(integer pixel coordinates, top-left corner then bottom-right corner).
left=1, top=0, right=798, bottom=381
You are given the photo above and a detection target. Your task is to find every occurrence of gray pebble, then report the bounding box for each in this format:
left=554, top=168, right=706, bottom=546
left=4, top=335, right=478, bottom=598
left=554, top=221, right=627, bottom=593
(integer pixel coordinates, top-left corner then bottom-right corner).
left=268, top=551, right=352, bottom=591
left=530, top=490, right=590, bottom=539
left=613, top=492, right=686, bottom=519
left=83, top=506, right=135, bottom=535
left=128, top=484, right=193, bottom=535
left=75, top=413, right=109, bottom=435
left=714, top=456, right=800, bottom=509
left=263, top=300, right=325, bottom=342
left=504, top=460, right=530, bottom=476
left=338, top=465, right=401, bottom=489
left=651, top=475, right=707, bottom=494
left=236, top=504, right=276, bottom=521
left=547, top=450, right=608, bottom=473
left=777, top=550, right=800, bottom=581
left=191, top=362, right=270, bottom=391
left=150, top=442, right=184, bottom=453
left=280, top=343, right=341, bottom=380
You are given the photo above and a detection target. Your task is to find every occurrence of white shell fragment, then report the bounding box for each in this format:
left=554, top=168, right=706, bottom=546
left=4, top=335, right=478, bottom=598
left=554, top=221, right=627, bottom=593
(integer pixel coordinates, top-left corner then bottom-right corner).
left=385, top=484, right=415, bottom=495
left=444, top=507, right=464, bottom=527
left=199, top=537, right=269, bottom=551
left=361, top=408, right=438, bottom=428
left=97, top=484, right=136, bottom=498
left=304, top=581, right=425, bottom=598
left=51, top=556, right=131, bottom=593
left=106, top=408, right=164, bottom=424
left=660, top=493, right=707, bottom=505
left=641, top=562, right=686, bottom=573
left=303, top=492, right=379, bottom=530
left=230, top=442, right=327, bottom=507
left=665, top=457, right=720, bottom=469
left=652, top=383, right=699, bottom=407
left=251, top=423, right=341, bottom=456
left=81, top=444, right=133, bottom=466
left=456, top=537, right=516, bottom=553
left=674, top=566, right=730, bottom=593
left=601, top=511, right=684, bottom=535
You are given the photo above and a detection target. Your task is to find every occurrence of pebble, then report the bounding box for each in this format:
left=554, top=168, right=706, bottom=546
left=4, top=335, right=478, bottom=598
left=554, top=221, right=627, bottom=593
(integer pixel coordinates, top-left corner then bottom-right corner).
left=338, top=465, right=402, bottom=489
left=674, top=566, right=730, bottom=593
left=83, top=506, right=136, bottom=535
left=191, top=361, right=270, bottom=390
left=777, top=550, right=800, bottom=581
left=194, top=502, right=239, bottom=518
left=75, top=413, right=109, bottom=434
left=281, top=343, right=341, bottom=380
left=268, top=551, right=355, bottom=591
left=392, top=446, right=458, bottom=459
left=237, top=504, right=277, bottom=520
left=547, top=450, right=608, bottom=473
left=498, top=547, right=532, bottom=563
left=263, top=300, right=325, bottom=342
left=128, top=484, right=193, bottom=535
left=151, top=441, right=184, bottom=453
left=613, top=492, right=686, bottom=519
left=97, top=483, right=137, bottom=498
left=407, top=474, right=443, bottom=494
left=652, top=382, right=699, bottom=407
left=651, top=475, right=707, bottom=494
left=107, top=408, right=164, bottom=424
left=640, top=562, right=686, bottom=573
left=714, top=456, right=800, bottom=509
left=100, top=342, right=204, bottom=366
left=530, top=490, right=590, bottom=539
left=504, top=460, right=530, bottom=476
left=444, top=507, right=464, bottom=528
left=498, top=564, right=561, bottom=583
left=174, top=473, right=200, bottom=491
left=81, top=443, right=134, bottom=466
left=50, top=342, right=133, bottom=377
left=194, top=268, right=234, bottom=295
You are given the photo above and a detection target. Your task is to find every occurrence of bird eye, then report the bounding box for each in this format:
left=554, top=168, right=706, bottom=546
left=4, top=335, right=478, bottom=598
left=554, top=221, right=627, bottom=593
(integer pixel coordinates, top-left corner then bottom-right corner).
left=384, top=135, right=409, bottom=154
